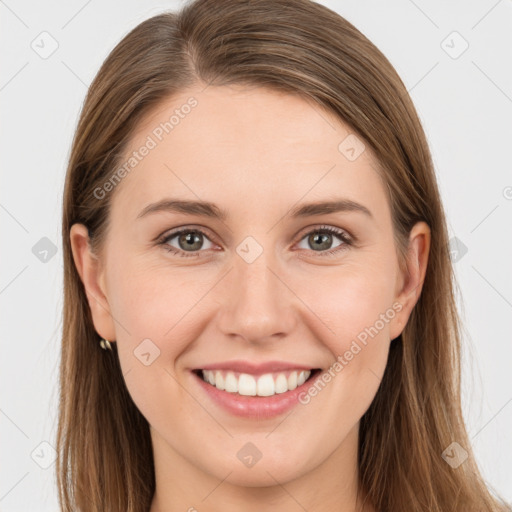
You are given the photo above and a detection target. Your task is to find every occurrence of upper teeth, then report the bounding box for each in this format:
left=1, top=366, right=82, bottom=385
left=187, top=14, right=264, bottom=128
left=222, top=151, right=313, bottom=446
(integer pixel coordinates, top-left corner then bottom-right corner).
left=201, top=370, right=312, bottom=396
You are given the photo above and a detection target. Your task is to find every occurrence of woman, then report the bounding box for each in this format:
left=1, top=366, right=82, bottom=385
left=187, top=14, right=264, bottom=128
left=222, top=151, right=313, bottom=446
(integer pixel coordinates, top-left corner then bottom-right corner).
left=56, top=0, right=511, bottom=510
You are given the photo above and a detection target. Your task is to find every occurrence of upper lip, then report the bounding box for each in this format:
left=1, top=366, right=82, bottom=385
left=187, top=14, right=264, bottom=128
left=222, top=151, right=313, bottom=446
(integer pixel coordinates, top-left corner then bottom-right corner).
left=194, top=360, right=319, bottom=375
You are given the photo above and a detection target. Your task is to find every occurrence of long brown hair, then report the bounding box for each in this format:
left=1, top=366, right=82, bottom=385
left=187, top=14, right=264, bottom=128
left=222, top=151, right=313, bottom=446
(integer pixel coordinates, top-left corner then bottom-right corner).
left=56, top=0, right=511, bottom=510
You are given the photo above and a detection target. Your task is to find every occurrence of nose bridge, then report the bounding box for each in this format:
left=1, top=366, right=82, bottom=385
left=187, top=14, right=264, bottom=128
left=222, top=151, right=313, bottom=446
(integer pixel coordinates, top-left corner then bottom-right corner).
left=218, top=242, right=295, bottom=342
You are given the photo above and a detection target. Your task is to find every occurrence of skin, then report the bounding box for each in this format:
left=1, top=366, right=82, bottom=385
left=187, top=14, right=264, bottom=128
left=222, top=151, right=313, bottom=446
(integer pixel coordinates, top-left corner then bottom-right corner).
left=71, top=84, right=430, bottom=512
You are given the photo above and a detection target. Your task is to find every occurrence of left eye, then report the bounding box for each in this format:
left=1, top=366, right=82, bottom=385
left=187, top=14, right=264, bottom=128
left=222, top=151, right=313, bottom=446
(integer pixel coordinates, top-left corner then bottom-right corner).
left=296, top=227, right=349, bottom=253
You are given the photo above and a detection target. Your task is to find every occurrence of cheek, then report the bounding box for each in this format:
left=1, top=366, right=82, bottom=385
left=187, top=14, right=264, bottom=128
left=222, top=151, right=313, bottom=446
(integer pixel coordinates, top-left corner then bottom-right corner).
left=106, top=261, right=203, bottom=427
left=288, top=258, right=398, bottom=405
left=108, top=256, right=206, bottom=333
left=291, top=266, right=395, bottom=438
left=106, top=258, right=218, bottom=380
left=294, top=258, right=397, bottom=341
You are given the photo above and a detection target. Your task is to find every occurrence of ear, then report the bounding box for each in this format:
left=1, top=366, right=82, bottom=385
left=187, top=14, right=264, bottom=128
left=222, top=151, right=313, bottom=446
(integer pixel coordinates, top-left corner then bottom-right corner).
left=389, top=221, right=431, bottom=341
left=69, top=223, right=117, bottom=342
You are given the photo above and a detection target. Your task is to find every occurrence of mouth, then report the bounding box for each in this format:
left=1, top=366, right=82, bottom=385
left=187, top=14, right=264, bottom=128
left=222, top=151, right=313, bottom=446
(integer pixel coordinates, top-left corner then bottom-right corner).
left=192, top=368, right=322, bottom=397
left=190, top=366, right=323, bottom=419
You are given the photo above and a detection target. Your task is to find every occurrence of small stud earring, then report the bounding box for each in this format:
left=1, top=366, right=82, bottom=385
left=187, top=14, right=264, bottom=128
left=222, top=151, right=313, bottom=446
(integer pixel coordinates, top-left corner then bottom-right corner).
left=99, top=338, right=113, bottom=351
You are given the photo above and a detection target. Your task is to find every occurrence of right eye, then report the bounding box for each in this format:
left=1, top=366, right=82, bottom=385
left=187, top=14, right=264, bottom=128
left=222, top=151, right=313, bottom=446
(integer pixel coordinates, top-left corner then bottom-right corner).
left=158, top=227, right=217, bottom=258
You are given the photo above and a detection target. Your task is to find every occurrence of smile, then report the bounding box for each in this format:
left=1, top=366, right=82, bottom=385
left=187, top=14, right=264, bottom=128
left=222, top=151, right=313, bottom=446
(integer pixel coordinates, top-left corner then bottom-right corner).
left=191, top=367, right=323, bottom=419
left=198, top=369, right=316, bottom=396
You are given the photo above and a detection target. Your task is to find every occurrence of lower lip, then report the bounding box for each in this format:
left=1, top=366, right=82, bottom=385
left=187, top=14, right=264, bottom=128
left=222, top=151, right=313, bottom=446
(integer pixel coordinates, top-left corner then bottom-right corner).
left=191, top=370, right=322, bottom=419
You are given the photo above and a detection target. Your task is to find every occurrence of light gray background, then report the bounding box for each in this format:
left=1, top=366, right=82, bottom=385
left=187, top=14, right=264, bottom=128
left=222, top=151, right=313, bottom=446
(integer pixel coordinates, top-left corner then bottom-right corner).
left=1, top=0, right=511, bottom=510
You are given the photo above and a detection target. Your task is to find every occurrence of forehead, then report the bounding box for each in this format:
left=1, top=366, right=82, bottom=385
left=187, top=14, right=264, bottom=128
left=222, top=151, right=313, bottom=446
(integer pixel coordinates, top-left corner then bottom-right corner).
left=110, top=84, right=386, bottom=221
left=131, top=84, right=351, bottom=159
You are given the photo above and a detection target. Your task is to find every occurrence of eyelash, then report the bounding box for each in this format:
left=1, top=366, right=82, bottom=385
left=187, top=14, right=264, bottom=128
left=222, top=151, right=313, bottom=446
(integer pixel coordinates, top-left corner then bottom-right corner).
left=157, top=225, right=353, bottom=259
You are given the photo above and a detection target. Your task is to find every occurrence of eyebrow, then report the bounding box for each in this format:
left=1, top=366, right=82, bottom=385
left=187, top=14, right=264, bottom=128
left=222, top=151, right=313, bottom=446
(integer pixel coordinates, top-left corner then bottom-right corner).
left=136, top=198, right=373, bottom=221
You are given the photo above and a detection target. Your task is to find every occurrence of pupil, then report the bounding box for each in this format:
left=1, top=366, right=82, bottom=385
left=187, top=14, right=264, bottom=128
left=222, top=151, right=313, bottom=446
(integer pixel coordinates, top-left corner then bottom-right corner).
left=180, top=232, right=202, bottom=251
left=310, top=233, right=331, bottom=251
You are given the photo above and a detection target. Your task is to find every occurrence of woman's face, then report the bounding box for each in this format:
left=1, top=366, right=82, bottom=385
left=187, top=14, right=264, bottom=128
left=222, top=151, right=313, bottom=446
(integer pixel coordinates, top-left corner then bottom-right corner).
left=72, top=84, right=429, bottom=494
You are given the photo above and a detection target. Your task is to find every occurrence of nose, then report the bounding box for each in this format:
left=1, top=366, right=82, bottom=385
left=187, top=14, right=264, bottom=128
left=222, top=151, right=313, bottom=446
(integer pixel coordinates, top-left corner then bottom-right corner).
left=216, top=247, right=297, bottom=345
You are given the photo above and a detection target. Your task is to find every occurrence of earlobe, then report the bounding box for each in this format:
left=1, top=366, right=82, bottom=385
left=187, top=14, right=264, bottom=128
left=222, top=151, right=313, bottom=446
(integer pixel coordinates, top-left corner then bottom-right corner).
left=69, top=223, right=117, bottom=341
left=389, top=221, right=431, bottom=340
